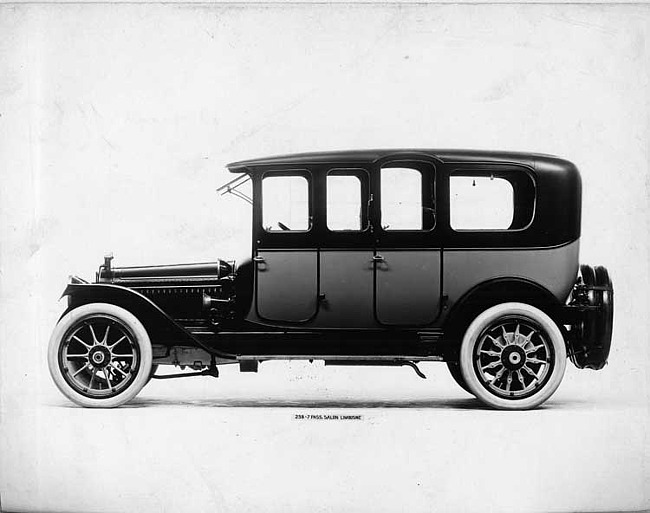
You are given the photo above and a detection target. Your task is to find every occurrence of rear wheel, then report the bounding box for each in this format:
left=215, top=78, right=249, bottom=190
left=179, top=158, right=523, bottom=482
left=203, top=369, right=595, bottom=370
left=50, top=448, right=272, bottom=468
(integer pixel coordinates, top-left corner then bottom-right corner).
left=48, top=303, right=153, bottom=408
left=459, top=302, right=566, bottom=410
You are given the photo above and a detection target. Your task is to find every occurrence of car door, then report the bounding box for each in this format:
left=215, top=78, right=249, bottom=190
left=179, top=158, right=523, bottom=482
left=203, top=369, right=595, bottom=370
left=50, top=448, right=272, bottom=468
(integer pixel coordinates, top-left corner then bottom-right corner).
left=316, top=168, right=375, bottom=328
left=374, top=159, right=442, bottom=326
left=255, top=171, right=318, bottom=323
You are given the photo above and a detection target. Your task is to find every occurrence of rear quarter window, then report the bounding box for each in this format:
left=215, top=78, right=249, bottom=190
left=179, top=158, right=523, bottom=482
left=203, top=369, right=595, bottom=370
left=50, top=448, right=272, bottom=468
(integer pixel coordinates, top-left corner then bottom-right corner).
left=449, top=172, right=535, bottom=231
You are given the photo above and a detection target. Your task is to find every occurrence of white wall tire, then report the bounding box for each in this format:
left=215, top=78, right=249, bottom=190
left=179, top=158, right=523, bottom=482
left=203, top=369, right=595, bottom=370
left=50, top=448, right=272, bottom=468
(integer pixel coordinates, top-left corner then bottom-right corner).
left=459, top=302, right=566, bottom=410
left=48, top=303, right=153, bottom=408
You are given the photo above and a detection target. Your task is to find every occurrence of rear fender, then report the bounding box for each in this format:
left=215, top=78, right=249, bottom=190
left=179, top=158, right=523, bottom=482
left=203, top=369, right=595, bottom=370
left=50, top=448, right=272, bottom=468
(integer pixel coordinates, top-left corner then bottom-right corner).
left=442, top=277, right=564, bottom=353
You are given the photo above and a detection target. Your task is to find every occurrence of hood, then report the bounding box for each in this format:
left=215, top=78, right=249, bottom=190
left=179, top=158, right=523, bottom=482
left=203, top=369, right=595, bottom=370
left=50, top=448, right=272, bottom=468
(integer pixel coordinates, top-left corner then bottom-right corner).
left=97, top=259, right=235, bottom=286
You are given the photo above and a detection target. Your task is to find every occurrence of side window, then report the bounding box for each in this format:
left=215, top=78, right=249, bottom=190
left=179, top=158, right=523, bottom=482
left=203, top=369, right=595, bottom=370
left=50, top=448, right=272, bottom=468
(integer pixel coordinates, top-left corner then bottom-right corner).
left=450, top=175, right=517, bottom=230
left=380, top=166, right=433, bottom=231
left=327, top=172, right=363, bottom=231
left=262, top=175, right=310, bottom=232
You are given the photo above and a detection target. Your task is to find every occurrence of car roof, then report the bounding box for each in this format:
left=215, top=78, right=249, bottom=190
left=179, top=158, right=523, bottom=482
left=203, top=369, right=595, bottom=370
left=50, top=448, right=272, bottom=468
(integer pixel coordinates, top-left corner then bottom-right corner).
left=227, top=148, right=568, bottom=172
left=226, top=148, right=582, bottom=248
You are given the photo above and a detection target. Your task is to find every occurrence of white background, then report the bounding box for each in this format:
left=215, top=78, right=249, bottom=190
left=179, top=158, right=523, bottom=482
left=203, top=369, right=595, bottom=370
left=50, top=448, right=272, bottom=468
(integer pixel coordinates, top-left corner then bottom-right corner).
left=1, top=3, right=648, bottom=512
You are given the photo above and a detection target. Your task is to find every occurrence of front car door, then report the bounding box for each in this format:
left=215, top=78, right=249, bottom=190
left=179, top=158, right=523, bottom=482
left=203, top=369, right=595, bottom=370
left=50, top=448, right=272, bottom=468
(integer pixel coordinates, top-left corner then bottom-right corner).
left=255, top=171, right=318, bottom=323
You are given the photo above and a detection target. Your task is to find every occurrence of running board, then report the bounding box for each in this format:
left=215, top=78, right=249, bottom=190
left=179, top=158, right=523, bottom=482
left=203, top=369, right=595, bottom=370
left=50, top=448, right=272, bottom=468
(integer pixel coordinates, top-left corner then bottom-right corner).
left=235, top=355, right=437, bottom=379
left=237, top=354, right=444, bottom=362
left=323, top=360, right=428, bottom=379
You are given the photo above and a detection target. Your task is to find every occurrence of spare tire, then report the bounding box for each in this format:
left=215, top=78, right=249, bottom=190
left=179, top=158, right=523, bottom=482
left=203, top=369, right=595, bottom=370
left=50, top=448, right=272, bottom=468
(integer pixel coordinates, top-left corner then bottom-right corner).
left=572, top=265, right=614, bottom=370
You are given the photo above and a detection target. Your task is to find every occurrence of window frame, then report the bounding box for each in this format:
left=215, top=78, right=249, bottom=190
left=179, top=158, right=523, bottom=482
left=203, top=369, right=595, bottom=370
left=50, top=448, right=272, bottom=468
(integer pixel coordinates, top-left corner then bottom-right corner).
left=378, top=160, right=436, bottom=234
left=260, top=169, right=313, bottom=235
left=448, top=168, right=537, bottom=233
left=325, top=168, right=371, bottom=234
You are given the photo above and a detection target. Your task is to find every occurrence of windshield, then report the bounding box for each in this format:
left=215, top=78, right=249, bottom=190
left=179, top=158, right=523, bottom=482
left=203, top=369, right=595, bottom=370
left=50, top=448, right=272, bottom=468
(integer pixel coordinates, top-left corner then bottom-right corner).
left=217, top=174, right=252, bottom=205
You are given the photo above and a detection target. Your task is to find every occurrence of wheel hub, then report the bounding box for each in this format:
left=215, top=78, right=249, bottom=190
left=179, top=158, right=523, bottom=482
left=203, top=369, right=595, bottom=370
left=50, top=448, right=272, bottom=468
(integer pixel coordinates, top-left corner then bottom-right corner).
left=502, top=346, right=526, bottom=370
left=89, top=346, right=111, bottom=368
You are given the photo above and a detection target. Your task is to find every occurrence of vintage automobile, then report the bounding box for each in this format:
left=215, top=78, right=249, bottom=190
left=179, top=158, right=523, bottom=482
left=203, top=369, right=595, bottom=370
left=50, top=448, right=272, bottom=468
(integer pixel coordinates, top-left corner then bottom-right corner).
left=48, top=149, right=614, bottom=409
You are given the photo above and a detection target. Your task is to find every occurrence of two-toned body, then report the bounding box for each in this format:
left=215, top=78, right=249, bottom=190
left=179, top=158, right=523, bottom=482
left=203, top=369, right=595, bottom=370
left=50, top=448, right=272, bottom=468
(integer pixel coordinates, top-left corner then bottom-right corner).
left=49, top=149, right=614, bottom=409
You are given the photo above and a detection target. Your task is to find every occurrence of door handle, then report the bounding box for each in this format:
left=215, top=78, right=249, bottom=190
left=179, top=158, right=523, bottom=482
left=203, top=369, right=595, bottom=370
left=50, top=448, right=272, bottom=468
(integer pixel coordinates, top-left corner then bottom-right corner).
left=372, top=255, right=385, bottom=262
left=253, top=256, right=265, bottom=263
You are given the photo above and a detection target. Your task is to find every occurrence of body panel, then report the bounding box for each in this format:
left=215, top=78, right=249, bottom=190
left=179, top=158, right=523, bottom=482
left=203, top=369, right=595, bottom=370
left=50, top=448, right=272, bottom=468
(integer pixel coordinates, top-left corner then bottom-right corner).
left=375, top=250, right=442, bottom=325
left=317, top=250, right=374, bottom=328
left=255, top=250, right=318, bottom=322
left=65, top=151, right=583, bottom=349
left=442, top=239, right=580, bottom=312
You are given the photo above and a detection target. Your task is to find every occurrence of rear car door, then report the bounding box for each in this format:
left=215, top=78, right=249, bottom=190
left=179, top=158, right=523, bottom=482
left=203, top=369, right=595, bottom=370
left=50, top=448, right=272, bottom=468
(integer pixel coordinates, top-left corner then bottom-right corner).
left=316, top=168, right=375, bottom=328
left=374, top=159, right=442, bottom=326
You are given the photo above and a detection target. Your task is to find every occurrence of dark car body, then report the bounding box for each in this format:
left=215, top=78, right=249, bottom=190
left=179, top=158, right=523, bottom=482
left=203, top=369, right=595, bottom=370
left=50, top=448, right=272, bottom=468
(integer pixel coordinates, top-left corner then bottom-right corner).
left=50, top=149, right=614, bottom=409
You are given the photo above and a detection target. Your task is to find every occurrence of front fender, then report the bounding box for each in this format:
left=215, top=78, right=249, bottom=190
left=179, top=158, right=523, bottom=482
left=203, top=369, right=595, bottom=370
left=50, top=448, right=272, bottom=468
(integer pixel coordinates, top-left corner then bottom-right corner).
left=61, top=283, right=233, bottom=358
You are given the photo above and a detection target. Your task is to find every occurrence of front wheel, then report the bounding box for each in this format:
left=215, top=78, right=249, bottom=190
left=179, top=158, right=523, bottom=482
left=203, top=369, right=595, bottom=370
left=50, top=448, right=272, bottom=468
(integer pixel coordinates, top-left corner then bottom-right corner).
left=459, top=302, right=566, bottom=410
left=48, top=303, right=153, bottom=408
